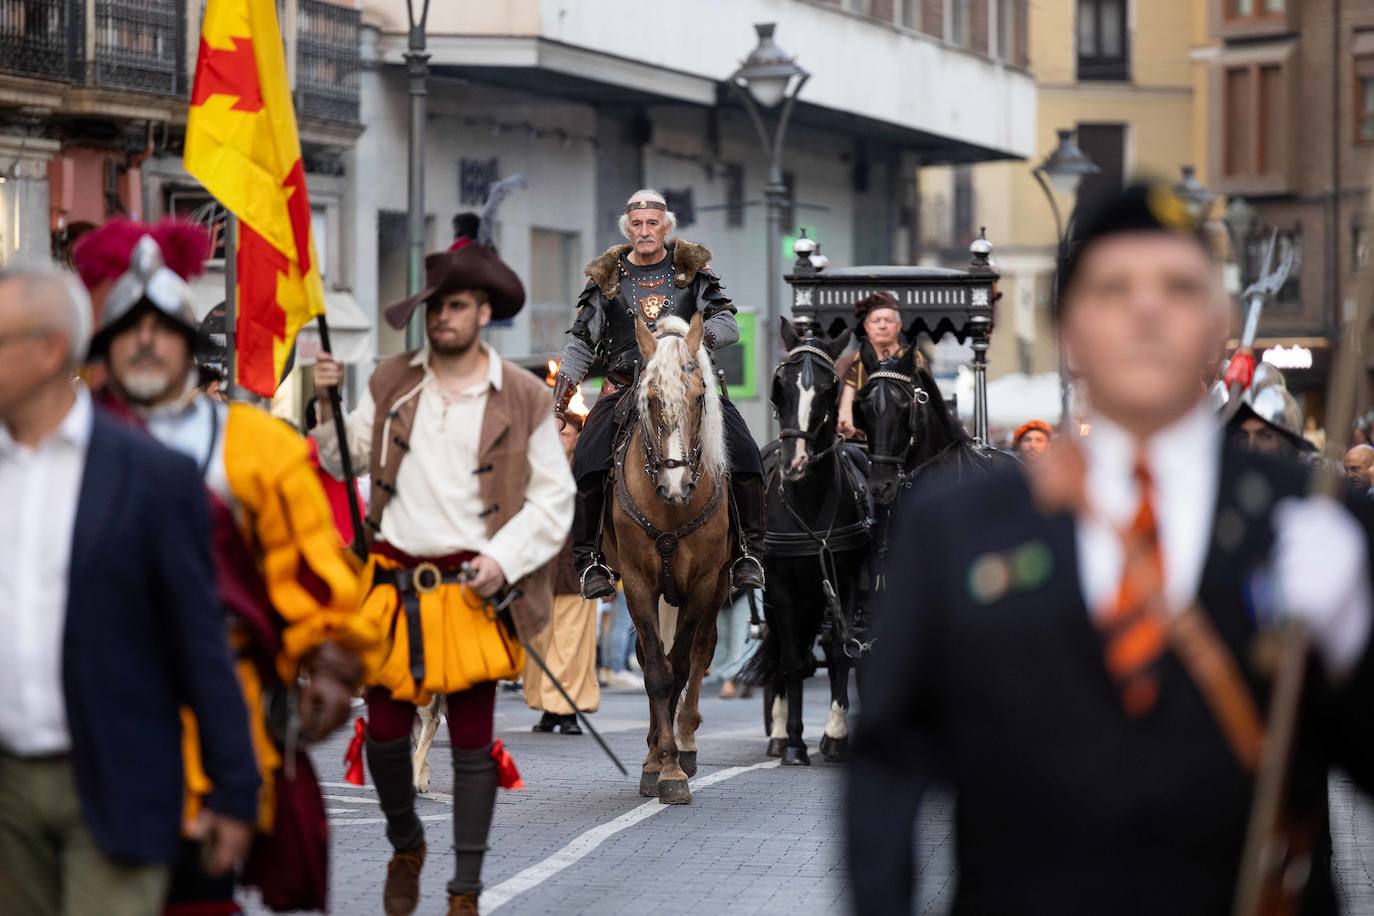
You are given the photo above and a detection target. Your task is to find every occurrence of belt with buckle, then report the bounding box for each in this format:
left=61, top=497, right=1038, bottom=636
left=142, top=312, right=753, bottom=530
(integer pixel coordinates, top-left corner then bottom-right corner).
left=373, top=562, right=469, bottom=685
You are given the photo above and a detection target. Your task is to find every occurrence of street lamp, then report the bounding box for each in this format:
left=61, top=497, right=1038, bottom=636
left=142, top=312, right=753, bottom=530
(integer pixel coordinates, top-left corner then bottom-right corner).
left=1031, top=128, right=1099, bottom=430
left=404, top=0, right=432, bottom=349
left=730, top=22, right=809, bottom=432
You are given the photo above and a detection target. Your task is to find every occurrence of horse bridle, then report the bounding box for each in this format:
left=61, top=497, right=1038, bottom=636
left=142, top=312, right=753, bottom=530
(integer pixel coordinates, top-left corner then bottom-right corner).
left=858, top=368, right=930, bottom=472
left=772, top=344, right=843, bottom=457
left=638, top=330, right=708, bottom=487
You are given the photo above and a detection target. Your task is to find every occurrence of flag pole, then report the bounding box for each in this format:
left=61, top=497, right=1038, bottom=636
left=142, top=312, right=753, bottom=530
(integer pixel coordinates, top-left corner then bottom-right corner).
left=224, top=213, right=237, bottom=395
left=314, top=315, right=368, bottom=562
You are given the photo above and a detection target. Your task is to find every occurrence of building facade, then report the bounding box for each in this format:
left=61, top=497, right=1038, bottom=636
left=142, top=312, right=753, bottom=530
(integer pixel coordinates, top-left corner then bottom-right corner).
left=1203, top=0, right=1374, bottom=415
left=918, top=0, right=1206, bottom=429
left=0, top=0, right=368, bottom=413
left=353, top=0, right=1037, bottom=436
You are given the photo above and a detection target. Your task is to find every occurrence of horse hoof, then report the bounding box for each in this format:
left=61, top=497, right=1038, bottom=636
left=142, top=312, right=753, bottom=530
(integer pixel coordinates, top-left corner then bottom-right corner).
left=781, top=745, right=811, bottom=766
left=639, top=771, right=660, bottom=797
left=766, top=738, right=786, bottom=758
left=679, top=752, right=697, bottom=778
left=819, top=735, right=849, bottom=762
left=658, top=779, right=692, bottom=805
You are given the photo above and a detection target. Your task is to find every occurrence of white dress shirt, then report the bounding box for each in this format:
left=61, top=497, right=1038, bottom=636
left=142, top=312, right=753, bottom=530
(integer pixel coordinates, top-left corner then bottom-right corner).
left=1076, top=399, right=1372, bottom=678
left=1076, top=400, right=1221, bottom=618
left=316, top=344, right=574, bottom=584
left=0, top=386, right=93, bottom=755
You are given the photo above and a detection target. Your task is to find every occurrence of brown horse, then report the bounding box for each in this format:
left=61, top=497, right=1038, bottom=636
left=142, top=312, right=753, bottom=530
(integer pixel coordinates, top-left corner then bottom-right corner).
left=600, top=311, right=731, bottom=805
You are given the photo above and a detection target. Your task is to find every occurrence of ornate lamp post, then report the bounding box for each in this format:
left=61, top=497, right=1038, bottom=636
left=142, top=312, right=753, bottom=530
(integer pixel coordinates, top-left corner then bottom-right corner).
left=730, top=23, right=809, bottom=431
left=404, top=0, right=431, bottom=349
left=1031, top=128, right=1099, bottom=428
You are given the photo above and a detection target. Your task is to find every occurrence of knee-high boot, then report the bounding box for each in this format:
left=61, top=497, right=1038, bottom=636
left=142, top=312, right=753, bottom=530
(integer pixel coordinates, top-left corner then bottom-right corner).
left=729, top=474, right=766, bottom=590
left=572, top=478, right=615, bottom=600
left=446, top=745, right=500, bottom=903
left=366, top=736, right=426, bottom=915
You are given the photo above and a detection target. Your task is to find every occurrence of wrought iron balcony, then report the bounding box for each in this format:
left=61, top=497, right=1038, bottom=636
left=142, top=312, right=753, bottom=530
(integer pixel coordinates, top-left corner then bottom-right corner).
left=0, top=0, right=183, bottom=95
left=1, top=0, right=358, bottom=123
left=296, top=0, right=360, bottom=123
left=92, top=0, right=185, bottom=95
left=0, top=0, right=82, bottom=82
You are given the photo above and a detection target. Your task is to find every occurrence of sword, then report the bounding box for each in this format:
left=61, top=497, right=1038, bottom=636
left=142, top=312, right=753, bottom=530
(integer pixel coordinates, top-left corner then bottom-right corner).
left=460, top=564, right=628, bottom=777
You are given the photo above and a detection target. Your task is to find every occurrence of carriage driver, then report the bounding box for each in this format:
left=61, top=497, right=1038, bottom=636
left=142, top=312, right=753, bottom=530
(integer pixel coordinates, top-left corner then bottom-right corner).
left=553, top=189, right=766, bottom=599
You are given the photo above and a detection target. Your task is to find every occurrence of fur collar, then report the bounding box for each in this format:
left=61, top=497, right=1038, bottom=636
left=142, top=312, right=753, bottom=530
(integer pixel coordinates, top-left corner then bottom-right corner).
left=583, top=240, right=713, bottom=299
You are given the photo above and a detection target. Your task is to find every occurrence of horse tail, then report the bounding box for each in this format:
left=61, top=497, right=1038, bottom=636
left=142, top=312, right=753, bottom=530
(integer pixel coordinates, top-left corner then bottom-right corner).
left=736, top=618, right=779, bottom=689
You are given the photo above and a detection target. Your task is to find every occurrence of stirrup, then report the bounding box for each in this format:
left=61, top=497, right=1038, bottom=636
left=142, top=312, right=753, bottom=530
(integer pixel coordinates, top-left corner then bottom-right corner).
left=580, top=560, right=617, bottom=597
left=730, top=553, right=765, bottom=588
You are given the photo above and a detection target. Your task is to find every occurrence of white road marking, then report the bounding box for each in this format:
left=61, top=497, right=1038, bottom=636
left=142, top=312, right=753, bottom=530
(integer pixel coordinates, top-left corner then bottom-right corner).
left=479, top=758, right=782, bottom=912
left=328, top=813, right=450, bottom=827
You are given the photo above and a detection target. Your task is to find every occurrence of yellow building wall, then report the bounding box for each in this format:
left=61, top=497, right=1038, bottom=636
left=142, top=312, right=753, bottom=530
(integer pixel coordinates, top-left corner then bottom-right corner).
left=929, top=0, right=1207, bottom=401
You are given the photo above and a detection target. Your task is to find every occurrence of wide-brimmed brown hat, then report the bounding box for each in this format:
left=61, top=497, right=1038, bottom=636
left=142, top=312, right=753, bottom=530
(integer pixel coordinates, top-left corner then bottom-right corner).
left=383, top=244, right=526, bottom=330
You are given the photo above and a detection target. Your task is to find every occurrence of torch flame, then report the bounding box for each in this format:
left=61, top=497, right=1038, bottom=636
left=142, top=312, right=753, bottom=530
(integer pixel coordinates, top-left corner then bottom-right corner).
left=545, top=358, right=589, bottom=419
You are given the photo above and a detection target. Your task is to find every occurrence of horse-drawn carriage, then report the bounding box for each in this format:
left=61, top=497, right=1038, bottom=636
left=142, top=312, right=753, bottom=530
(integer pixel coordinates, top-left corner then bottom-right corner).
left=744, top=231, right=1014, bottom=766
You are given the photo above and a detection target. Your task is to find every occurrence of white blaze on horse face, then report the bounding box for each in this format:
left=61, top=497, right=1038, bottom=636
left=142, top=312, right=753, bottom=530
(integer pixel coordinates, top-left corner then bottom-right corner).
left=661, top=425, right=690, bottom=500
left=770, top=695, right=788, bottom=739
left=824, top=700, right=849, bottom=739
left=789, top=374, right=817, bottom=475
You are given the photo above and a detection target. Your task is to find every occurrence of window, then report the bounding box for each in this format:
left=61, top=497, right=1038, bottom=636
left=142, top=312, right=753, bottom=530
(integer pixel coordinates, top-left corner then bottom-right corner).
left=992, top=0, right=1014, bottom=61
left=1074, top=124, right=1127, bottom=216
left=528, top=228, right=582, bottom=357
left=953, top=166, right=975, bottom=247
left=899, top=0, right=919, bottom=30
left=1078, top=0, right=1129, bottom=81
left=1212, top=47, right=1295, bottom=194
left=946, top=0, right=969, bottom=47
left=1227, top=0, right=1284, bottom=22
left=1357, top=50, right=1374, bottom=144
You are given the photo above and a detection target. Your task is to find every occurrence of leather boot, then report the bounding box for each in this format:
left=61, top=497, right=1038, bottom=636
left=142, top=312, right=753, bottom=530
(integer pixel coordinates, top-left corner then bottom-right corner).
left=366, top=735, right=426, bottom=915
left=446, top=744, right=500, bottom=900
left=573, top=482, right=615, bottom=600
left=729, top=475, right=766, bottom=590
left=448, top=892, right=480, bottom=915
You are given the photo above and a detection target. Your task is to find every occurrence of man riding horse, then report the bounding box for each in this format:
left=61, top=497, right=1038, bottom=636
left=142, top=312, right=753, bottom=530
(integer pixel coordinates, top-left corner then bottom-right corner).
left=553, top=189, right=765, bottom=599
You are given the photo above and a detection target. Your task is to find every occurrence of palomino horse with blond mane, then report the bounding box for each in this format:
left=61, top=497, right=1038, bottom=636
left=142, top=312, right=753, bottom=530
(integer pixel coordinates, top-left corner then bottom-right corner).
left=601, top=311, right=731, bottom=805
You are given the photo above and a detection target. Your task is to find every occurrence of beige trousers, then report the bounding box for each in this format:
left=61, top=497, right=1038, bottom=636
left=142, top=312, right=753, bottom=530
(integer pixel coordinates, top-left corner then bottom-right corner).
left=524, top=594, right=602, bottom=715
left=0, top=754, right=170, bottom=916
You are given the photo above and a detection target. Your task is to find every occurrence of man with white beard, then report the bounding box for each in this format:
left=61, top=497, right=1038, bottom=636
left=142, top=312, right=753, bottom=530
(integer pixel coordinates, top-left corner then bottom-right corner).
left=73, top=218, right=375, bottom=913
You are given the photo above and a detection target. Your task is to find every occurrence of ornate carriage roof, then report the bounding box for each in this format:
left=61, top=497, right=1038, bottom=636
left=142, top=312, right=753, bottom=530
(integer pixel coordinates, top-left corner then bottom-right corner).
left=784, top=233, right=999, bottom=344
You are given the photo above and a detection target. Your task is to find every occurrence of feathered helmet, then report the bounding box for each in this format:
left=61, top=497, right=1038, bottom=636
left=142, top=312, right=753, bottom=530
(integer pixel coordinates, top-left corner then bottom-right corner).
left=72, top=218, right=210, bottom=357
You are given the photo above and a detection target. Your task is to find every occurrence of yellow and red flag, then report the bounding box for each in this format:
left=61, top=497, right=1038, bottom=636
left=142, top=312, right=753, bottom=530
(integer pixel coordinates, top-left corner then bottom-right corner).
left=184, top=0, right=324, bottom=396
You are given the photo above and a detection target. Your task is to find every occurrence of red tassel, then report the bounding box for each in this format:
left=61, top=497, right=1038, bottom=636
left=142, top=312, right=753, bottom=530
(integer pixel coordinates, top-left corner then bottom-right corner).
left=343, top=717, right=366, bottom=786
left=491, top=739, right=524, bottom=790
left=1223, top=349, right=1256, bottom=392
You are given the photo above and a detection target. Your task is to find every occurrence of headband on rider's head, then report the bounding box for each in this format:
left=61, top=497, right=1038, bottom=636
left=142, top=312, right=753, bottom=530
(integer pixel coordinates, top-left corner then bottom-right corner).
left=625, top=199, right=668, bottom=214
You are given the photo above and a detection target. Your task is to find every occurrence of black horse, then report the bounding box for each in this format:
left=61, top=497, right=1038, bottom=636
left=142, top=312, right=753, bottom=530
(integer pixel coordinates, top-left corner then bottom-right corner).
left=740, top=319, right=873, bottom=766
left=853, top=341, right=1019, bottom=505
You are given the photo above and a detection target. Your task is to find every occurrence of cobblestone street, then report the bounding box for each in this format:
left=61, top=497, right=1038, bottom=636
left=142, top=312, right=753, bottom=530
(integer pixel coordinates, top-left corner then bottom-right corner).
left=241, top=679, right=1374, bottom=916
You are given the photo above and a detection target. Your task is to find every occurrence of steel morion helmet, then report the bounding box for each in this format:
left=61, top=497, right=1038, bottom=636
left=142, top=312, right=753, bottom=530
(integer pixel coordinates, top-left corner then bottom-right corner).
left=72, top=218, right=210, bottom=358
left=1244, top=385, right=1306, bottom=444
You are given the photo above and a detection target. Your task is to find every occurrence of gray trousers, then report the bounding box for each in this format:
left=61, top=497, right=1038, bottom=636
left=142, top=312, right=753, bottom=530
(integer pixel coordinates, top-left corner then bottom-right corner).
left=0, top=753, right=170, bottom=916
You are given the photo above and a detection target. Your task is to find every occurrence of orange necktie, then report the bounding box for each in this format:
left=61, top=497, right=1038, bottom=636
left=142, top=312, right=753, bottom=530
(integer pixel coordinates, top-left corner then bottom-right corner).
left=1101, top=457, right=1170, bottom=716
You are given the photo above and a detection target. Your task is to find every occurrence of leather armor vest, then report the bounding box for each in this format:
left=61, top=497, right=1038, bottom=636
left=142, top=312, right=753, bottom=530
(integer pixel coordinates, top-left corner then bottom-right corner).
left=601, top=249, right=705, bottom=378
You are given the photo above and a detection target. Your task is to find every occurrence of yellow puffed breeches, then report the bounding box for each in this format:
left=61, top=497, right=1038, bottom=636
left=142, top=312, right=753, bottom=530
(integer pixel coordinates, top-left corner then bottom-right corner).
left=359, top=554, right=524, bottom=705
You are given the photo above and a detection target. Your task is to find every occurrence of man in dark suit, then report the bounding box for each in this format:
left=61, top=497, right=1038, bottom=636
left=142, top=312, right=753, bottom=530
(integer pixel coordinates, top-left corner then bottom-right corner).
left=848, top=183, right=1374, bottom=915
left=0, top=265, right=259, bottom=915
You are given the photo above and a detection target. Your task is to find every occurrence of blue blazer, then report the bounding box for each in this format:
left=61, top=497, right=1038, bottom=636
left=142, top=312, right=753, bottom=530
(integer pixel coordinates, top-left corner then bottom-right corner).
left=65, top=409, right=259, bottom=863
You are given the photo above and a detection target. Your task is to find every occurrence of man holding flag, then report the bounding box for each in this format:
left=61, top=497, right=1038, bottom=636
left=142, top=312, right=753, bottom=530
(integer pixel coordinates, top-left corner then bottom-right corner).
left=99, top=0, right=380, bottom=910
left=73, top=217, right=377, bottom=912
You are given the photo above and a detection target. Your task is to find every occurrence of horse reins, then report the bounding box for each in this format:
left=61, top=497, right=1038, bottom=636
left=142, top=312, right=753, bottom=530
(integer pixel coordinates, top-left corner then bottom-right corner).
left=614, top=334, right=724, bottom=608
